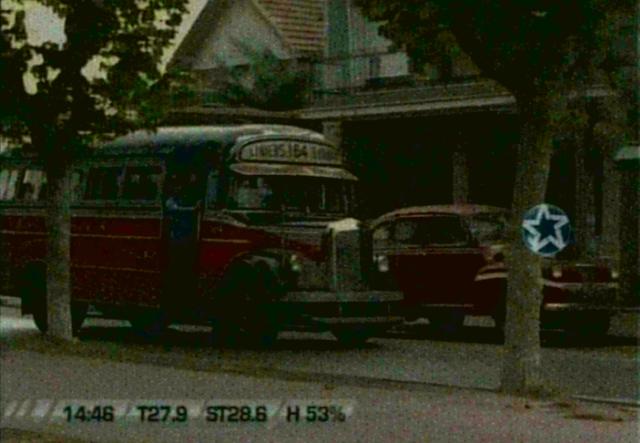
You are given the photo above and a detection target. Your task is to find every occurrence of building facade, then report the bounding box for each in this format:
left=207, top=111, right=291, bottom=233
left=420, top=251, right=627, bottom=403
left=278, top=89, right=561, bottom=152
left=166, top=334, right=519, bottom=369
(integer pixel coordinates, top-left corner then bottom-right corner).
left=169, top=0, right=639, bottom=296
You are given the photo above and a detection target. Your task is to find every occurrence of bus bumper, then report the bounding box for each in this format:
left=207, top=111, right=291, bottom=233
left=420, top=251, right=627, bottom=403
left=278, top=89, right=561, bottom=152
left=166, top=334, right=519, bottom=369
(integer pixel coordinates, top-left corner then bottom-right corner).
left=279, top=290, right=404, bottom=328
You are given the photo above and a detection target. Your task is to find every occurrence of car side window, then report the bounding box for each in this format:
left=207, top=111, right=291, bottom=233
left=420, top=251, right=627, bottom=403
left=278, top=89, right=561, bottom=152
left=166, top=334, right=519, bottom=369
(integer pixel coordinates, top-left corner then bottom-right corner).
left=373, top=224, right=391, bottom=241
left=394, top=220, right=417, bottom=243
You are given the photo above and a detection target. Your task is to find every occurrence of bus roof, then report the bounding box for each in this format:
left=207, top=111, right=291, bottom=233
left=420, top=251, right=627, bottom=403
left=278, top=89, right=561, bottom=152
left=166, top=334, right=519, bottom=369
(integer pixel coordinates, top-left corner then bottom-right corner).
left=100, top=125, right=327, bottom=157
left=0, top=125, right=328, bottom=159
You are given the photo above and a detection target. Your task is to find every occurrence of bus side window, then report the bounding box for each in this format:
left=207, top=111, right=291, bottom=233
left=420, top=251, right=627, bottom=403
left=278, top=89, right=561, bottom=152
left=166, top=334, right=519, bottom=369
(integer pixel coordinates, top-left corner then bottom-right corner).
left=206, top=171, right=219, bottom=208
left=0, top=168, right=20, bottom=201
left=70, top=170, right=84, bottom=201
left=122, top=166, right=162, bottom=201
left=17, top=169, right=46, bottom=202
left=84, top=166, right=123, bottom=200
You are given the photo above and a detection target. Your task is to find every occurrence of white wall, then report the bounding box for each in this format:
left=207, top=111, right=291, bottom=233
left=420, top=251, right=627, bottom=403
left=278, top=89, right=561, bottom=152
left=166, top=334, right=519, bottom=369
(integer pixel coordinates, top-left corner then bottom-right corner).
left=322, top=0, right=409, bottom=90
left=191, top=0, right=292, bottom=70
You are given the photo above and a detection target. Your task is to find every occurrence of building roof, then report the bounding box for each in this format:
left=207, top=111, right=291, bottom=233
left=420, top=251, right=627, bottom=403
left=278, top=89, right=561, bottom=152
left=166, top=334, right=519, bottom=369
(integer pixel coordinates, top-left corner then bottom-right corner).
left=169, top=0, right=325, bottom=69
left=258, top=0, right=325, bottom=55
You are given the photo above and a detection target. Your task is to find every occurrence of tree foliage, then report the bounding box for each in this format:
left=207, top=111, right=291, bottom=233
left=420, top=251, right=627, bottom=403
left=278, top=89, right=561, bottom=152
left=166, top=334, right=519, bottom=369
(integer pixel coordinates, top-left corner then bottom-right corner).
left=1, top=0, right=189, bottom=154
left=354, top=0, right=635, bottom=394
left=1, top=0, right=189, bottom=340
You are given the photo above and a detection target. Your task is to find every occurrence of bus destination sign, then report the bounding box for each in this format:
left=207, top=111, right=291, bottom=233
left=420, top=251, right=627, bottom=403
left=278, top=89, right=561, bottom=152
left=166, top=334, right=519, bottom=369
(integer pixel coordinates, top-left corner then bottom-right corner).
left=240, top=141, right=342, bottom=166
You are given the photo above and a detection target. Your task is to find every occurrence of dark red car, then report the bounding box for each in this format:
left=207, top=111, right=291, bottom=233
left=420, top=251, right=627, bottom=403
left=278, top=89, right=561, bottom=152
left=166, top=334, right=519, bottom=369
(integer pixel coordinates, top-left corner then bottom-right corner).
left=371, top=204, right=621, bottom=336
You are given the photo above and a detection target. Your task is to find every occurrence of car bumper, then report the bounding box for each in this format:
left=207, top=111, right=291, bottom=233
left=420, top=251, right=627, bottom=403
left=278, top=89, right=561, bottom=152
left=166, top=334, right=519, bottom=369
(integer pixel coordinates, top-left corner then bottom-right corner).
left=543, top=282, right=620, bottom=308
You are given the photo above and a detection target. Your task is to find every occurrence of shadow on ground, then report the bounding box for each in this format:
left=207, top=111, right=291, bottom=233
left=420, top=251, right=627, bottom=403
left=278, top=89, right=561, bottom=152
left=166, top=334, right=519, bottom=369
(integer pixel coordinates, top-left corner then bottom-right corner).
left=381, top=322, right=639, bottom=349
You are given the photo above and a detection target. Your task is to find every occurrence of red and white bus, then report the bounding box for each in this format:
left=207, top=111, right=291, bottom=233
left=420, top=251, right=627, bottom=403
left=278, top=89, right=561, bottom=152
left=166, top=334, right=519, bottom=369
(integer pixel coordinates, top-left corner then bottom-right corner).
left=0, top=125, right=402, bottom=345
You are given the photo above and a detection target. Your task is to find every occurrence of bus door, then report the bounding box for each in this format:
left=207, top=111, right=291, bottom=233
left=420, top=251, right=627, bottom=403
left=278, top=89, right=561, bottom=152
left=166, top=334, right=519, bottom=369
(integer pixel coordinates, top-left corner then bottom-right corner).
left=161, top=170, right=203, bottom=309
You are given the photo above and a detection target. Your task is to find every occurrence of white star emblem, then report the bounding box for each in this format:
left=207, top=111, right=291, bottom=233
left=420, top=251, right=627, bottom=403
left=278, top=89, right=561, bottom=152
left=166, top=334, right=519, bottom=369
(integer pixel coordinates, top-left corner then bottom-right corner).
left=522, top=204, right=570, bottom=255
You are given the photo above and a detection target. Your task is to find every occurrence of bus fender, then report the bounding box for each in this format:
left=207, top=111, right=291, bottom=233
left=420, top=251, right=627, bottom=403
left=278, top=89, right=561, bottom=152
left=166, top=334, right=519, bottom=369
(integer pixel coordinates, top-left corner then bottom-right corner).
left=216, top=252, right=287, bottom=303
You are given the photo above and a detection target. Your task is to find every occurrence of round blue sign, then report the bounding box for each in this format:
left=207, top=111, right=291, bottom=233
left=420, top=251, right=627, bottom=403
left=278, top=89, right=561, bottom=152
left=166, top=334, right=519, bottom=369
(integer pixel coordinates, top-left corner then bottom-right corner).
left=521, top=204, right=572, bottom=257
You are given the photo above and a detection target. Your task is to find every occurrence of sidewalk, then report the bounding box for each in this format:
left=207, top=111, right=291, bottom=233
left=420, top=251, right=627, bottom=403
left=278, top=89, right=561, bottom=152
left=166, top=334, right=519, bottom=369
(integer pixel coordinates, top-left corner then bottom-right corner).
left=1, top=347, right=637, bottom=443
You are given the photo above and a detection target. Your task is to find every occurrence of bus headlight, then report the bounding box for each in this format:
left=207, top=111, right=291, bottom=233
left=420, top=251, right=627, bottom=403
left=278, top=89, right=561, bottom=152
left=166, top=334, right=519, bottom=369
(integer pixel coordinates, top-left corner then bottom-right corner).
left=289, top=254, right=302, bottom=273
left=611, top=269, right=619, bottom=279
left=374, top=254, right=389, bottom=273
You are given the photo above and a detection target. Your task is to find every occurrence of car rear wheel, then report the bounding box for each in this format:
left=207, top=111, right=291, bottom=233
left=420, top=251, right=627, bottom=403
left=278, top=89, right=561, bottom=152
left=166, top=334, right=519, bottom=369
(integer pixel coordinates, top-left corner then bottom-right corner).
left=562, top=313, right=611, bottom=338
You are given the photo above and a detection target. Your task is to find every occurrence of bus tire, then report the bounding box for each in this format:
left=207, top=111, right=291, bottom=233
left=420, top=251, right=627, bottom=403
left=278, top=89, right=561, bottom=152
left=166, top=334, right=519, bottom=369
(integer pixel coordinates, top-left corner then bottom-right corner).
left=17, top=266, right=87, bottom=335
left=211, top=261, right=280, bottom=348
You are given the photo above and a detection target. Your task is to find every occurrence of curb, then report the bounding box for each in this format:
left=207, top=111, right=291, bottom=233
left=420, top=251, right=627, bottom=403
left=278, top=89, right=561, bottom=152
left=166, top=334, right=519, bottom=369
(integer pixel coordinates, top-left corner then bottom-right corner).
left=572, top=395, right=640, bottom=408
left=1, top=294, right=637, bottom=408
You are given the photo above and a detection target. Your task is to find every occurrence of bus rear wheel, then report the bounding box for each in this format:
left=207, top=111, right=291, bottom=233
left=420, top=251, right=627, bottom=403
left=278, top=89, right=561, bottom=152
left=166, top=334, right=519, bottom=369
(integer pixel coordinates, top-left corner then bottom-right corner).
left=18, top=266, right=87, bottom=335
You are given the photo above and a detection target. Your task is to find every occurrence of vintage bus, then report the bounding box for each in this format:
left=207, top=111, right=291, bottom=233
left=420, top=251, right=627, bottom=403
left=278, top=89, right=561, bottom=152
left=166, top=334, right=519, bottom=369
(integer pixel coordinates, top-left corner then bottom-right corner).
left=0, top=125, right=402, bottom=345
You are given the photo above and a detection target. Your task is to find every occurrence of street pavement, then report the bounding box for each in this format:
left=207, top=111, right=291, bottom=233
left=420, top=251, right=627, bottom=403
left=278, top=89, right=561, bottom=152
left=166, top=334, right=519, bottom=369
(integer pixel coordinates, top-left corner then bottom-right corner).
left=1, top=302, right=638, bottom=442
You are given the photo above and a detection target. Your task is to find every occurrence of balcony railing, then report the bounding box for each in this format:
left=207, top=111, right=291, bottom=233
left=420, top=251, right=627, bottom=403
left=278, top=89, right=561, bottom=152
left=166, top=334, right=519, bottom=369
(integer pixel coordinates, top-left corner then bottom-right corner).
left=310, top=50, right=483, bottom=99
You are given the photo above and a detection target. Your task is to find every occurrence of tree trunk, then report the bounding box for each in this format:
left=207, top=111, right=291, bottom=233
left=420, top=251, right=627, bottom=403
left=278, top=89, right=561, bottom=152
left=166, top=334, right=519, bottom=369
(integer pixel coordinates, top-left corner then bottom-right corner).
left=501, top=94, right=556, bottom=394
left=45, top=163, right=73, bottom=340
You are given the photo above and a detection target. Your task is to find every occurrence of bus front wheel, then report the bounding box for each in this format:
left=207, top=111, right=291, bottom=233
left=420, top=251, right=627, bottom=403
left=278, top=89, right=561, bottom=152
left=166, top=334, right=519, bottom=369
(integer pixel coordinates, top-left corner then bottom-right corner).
left=210, top=262, right=280, bottom=348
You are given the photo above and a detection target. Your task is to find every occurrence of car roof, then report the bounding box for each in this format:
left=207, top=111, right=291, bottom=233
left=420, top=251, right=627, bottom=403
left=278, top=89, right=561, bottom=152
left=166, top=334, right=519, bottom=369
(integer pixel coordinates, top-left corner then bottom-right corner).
left=371, top=204, right=509, bottom=227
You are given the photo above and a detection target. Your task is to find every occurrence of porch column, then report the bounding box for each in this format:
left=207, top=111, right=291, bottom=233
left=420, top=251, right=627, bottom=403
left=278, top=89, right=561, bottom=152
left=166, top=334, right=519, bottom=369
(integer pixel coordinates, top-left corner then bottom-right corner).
left=452, top=149, right=469, bottom=203
left=616, top=150, right=639, bottom=303
left=600, top=146, right=621, bottom=260
left=574, top=142, right=597, bottom=257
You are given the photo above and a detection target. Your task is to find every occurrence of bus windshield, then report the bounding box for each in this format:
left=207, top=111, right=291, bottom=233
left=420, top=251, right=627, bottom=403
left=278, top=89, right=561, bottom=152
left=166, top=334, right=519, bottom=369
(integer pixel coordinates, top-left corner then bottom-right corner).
left=228, top=175, right=354, bottom=215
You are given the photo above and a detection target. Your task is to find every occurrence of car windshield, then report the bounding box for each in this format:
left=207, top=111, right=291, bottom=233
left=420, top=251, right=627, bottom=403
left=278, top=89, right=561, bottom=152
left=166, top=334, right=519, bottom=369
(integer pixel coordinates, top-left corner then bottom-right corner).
left=228, top=175, right=354, bottom=215
left=467, top=212, right=508, bottom=244
left=393, top=215, right=469, bottom=246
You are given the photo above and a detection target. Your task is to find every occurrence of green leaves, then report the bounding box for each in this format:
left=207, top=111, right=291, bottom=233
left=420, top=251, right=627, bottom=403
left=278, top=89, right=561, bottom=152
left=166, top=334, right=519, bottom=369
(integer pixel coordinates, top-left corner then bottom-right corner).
left=1, top=0, right=189, bottom=155
left=356, top=0, right=635, bottom=96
